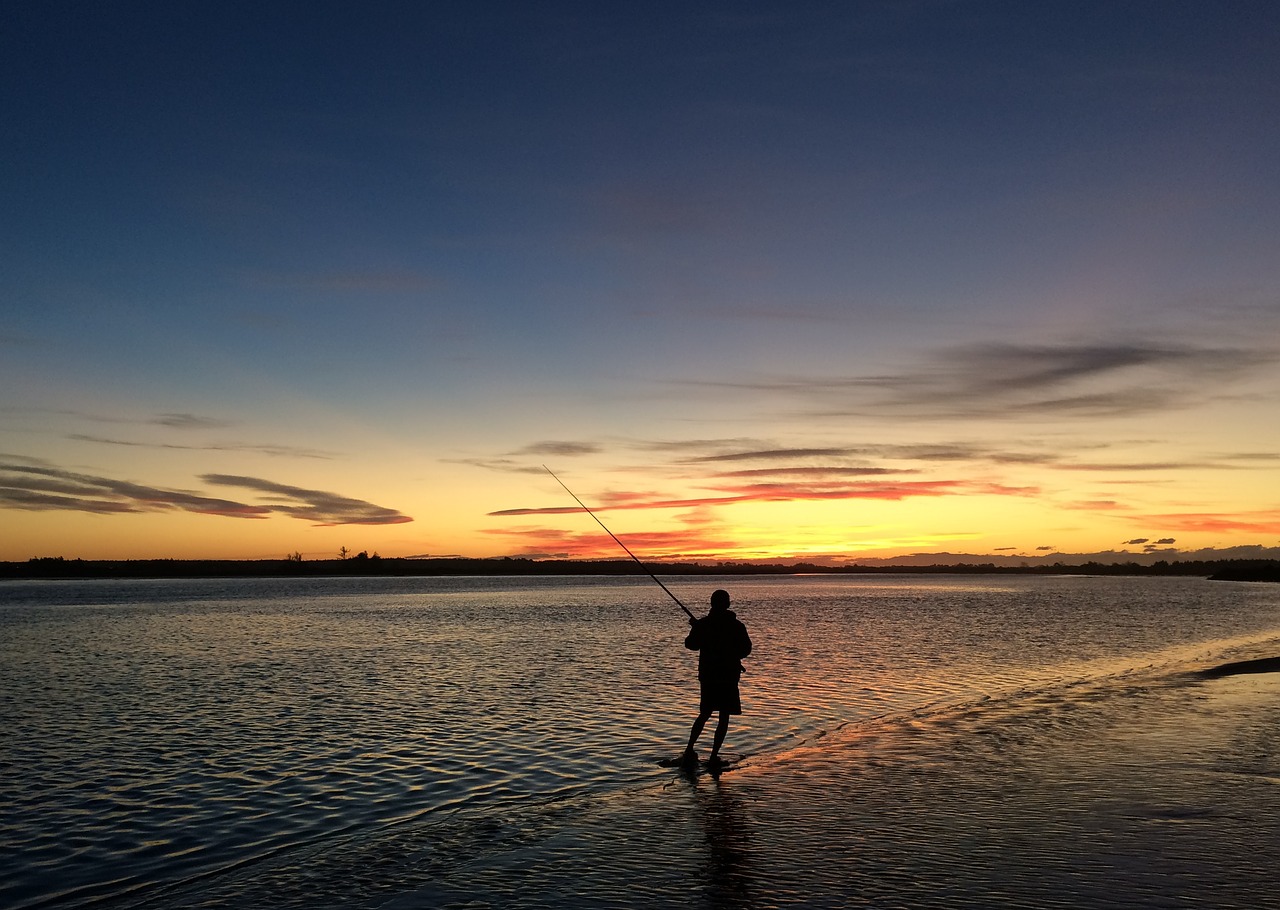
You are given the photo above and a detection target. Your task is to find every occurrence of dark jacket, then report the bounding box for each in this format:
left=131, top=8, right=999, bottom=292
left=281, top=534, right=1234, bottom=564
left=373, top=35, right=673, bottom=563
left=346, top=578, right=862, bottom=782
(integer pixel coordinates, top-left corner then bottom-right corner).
left=685, top=609, right=752, bottom=682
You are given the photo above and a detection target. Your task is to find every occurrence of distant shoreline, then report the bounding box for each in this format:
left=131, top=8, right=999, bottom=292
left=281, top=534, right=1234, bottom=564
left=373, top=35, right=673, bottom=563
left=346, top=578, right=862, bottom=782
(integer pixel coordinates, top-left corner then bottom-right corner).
left=3, top=556, right=1278, bottom=582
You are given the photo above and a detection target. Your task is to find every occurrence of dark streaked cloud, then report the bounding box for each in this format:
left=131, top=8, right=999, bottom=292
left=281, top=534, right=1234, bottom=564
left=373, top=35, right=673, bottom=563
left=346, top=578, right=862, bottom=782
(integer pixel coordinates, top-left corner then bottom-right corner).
left=9, top=409, right=336, bottom=459
left=1057, top=460, right=1218, bottom=472
left=0, top=487, right=137, bottom=514
left=515, top=441, right=603, bottom=457
left=0, top=452, right=49, bottom=466
left=445, top=457, right=551, bottom=474
left=1217, top=452, right=1280, bottom=463
left=489, top=505, right=589, bottom=517
left=69, top=434, right=337, bottom=460
left=151, top=413, right=234, bottom=430
left=20, top=408, right=235, bottom=428
left=632, top=438, right=769, bottom=454
left=200, top=475, right=412, bottom=526
left=928, top=343, right=1265, bottom=398
left=712, top=466, right=912, bottom=478
left=0, top=462, right=411, bottom=525
left=680, top=341, right=1278, bottom=420
left=684, top=447, right=858, bottom=463
left=0, top=464, right=270, bottom=518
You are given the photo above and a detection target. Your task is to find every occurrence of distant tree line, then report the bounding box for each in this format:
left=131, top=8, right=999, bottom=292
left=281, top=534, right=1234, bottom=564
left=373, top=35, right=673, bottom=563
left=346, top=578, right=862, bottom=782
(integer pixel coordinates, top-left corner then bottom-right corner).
left=3, top=555, right=1277, bottom=582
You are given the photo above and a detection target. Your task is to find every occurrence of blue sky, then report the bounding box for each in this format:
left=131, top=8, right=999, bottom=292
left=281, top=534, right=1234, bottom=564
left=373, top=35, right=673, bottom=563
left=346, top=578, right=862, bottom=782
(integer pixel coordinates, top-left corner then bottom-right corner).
left=3, top=1, right=1279, bottom=562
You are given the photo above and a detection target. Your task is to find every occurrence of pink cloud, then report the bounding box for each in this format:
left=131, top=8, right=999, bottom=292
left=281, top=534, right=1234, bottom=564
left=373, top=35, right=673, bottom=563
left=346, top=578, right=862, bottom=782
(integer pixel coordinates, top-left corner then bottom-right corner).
left=492, top=478, right=992, bottom=518
left=1141, top=511, right=1280, bottom=535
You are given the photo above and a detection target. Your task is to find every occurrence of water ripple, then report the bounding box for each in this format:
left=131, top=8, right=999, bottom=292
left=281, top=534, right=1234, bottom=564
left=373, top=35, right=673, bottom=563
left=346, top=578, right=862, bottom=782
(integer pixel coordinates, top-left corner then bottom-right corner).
left=2, top=574, right=1278, bottom=908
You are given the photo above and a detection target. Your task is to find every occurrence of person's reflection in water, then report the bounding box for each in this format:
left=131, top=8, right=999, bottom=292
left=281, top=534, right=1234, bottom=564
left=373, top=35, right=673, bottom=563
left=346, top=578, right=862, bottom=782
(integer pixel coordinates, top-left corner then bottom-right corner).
left=683, top=589, right=752, bottom=766
left=682, top=766, right=755, bottom=909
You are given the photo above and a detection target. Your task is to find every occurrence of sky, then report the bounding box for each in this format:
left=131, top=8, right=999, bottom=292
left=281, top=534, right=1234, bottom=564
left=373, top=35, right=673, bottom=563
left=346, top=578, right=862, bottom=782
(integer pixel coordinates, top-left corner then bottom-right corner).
left=3, top=1, right=1279, bottom=565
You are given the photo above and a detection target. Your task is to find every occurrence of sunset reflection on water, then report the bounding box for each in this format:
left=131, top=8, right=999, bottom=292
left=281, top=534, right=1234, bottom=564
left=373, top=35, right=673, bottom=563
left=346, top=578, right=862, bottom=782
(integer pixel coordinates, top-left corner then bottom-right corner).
left=3, top=574, right=1279, bottom=909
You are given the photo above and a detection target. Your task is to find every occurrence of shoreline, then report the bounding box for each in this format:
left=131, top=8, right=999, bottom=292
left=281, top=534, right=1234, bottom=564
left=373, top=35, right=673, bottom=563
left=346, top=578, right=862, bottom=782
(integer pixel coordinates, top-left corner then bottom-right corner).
left=409, top=655, right=1280, bottom=909
left=169, top=646, right=1280, bottom=910
left=4, top=555, right=1278, bottom=581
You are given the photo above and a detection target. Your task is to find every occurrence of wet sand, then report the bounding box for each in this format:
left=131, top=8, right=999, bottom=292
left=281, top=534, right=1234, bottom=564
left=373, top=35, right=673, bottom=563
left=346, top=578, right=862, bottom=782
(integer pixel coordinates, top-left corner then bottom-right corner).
left=363, top=656, right=1280, bottom=910
left=179, top=651, right=1280, bottom=909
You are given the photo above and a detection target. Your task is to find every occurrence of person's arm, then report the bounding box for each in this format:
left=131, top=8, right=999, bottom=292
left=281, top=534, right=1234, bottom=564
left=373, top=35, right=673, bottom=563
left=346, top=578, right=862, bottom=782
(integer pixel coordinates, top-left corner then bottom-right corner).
left=685, top=618, right=703, bottom=651
left=738, top=623, right=752, bottom=659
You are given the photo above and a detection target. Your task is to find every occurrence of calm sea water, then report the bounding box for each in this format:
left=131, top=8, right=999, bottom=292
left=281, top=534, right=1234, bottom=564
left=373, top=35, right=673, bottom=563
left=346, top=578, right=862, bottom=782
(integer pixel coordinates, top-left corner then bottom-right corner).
left=2, top=574, right=1278, bottom=909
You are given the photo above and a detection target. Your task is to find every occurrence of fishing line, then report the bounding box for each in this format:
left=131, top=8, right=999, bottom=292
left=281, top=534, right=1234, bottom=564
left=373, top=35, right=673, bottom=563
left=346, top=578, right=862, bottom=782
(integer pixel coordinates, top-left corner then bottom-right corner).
left=543, top=465, right=695, bottom=620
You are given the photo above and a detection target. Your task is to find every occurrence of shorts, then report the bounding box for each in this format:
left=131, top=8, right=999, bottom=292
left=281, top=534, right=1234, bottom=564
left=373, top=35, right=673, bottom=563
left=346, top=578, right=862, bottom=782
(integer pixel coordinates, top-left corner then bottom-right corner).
left=699, top=678, right=742, bottom=715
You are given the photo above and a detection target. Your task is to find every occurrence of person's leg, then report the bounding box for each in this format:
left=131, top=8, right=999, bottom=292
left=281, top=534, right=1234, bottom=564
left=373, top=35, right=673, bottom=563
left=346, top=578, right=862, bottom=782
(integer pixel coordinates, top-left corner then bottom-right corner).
left=710, top=711, right=730, bottom=759
left=686, top=709, right=712, bottom=755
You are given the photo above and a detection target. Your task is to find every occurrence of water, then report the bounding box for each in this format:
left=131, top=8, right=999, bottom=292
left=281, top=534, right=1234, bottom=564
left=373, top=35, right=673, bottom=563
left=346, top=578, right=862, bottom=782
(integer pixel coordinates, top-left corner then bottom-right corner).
left=2, top=573, right=1278, bottom=908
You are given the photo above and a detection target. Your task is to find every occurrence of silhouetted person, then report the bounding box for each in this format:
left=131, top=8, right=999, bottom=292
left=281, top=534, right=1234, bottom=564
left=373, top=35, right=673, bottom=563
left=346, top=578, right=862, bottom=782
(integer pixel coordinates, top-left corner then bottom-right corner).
left=683, top=589, right=752, bottom=765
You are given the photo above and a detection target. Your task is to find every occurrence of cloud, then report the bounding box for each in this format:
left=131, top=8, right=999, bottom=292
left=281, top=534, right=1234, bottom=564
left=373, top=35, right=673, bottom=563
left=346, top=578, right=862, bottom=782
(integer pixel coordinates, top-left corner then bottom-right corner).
left=69, top=434, right=337, bottom=459
left=648, top=438, right=1227, bottom=474
left=19, top=408, right=229, bottom=428
left=1058, top=460, right=1219, bottom=472
left=679, top=340, right=1277, bottom=420
left=1123, top=538, right=1151, bottom=545
left=490, top=477, right=1037, bottom=518
left=640, top=438, right=956, bottom=465
left=0, top=486, right=139, bottom=514
left=684, top=447, right=858, bottom=463
left=0, top=462, right=411, bottom=525
left=712, top=466, right=913, bottom=478
left=8, top=409, right=335, bottom=459
left=1155, top=537, right=1177, bottom=545
left=151, top=413, right=235, bottom=430
left=633, top=438, right=769, bottom=454
left=0, top=464, right=271, bottom=518
left=710, top=479, right=993, bottom=503
left=0, top=452, right=49, bottom=466
left=1139, top=511, right=1280, bottom=536
left=201, top=475, right=413, bottom=525
left=445, top=442, right=604, bottom=475
left=893, top=342, right=1275, bottom=414
left=515, top=441, right=603, bottom=457
left=446, top=457, right=552, bottom=474
left=1218, top=452, right=1280, bottom=463
left=467, top=437, right=1077, bottom=488
left=482, top=523, right=748, bottom=561
left=1063, top=500, right=1128, bottom=511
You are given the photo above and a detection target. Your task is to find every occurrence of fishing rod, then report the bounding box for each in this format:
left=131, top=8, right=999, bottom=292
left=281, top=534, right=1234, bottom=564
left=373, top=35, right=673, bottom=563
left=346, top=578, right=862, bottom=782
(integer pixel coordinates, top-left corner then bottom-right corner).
left=543, top=465, right=696, bottom=621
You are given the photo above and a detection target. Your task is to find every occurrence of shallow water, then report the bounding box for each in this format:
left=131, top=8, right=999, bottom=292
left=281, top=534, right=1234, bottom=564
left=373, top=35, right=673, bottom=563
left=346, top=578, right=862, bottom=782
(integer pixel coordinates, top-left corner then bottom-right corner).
left=2, top=574, right=1278, bottom=908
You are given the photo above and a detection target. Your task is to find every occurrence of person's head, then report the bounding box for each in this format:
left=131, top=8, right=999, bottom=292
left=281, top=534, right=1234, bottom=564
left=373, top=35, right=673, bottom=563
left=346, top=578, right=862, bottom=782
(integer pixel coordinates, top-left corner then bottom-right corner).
left=710, top=589, right=731, bottom=612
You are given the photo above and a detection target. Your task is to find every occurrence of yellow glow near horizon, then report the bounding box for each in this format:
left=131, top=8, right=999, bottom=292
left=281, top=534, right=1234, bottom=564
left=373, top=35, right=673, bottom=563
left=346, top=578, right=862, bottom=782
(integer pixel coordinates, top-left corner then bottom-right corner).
left=3, top=412, right=1280, bottom=563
